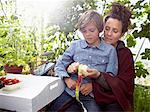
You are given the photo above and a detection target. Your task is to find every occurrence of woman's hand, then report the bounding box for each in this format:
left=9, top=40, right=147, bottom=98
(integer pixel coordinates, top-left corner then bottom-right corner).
left=67, top=62, right=80, bottom=74
left=86, top=68, right=101, bottom=78
left=80, top=83, right=92, bottom=96
left=64, top=77, right=76, bottom=90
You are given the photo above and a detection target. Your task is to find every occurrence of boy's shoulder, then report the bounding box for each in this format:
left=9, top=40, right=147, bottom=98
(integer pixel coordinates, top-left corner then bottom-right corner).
left=101, top=41, right=115, bottom=50
left=72, top=39, right=84, bottom=43
left=71, top=39, right=85, bottom=45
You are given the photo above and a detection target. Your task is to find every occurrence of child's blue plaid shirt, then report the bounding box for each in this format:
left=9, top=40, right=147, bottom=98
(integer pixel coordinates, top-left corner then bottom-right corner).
left=55, top=39, right=118, bottom=97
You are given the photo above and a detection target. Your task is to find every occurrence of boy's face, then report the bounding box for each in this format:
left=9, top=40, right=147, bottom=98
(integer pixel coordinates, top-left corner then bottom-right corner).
left=80, top=21, right=100, bottom=46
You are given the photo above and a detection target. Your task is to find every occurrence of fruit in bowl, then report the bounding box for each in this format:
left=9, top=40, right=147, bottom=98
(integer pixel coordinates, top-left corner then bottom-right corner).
left=0, top=77, right=22, bottom=91
left=0, top=80, right=5, bottom=89
left=3, top=81, right=22, bottom=91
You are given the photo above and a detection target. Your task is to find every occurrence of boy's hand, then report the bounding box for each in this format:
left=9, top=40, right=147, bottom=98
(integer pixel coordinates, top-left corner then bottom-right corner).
left=80, top=83, right=92, bottom=96
left=67, top=62, right=80, bottom=74
left=64, top=77, right=76, bottom=90
left=86, top=68, right=101, bottom=78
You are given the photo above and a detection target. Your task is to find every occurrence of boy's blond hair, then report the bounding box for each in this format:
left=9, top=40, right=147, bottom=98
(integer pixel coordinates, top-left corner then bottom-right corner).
left=77, top=10, right=103, bottom=32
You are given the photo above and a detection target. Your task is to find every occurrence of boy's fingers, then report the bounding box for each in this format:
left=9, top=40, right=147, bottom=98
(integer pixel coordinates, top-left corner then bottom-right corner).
left=87, top=68, right=93, bottom=72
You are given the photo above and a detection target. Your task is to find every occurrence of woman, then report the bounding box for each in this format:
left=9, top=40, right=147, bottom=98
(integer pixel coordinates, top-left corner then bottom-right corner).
left=67, top=2, right=135, bottom=111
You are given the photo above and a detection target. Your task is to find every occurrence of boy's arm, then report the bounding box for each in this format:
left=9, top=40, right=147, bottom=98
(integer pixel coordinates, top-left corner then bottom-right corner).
left=106, top=47, right=118, bottom=76
left=94, top=47, right=118, bottom=90
left=54, top=43, right=76, bottom=79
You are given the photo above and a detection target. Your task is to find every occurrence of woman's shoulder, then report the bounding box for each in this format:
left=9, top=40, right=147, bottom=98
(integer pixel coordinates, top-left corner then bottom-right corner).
left=117, top=41, right=133, bottom=58
left=117, top=41, right=132, bottom=53
left=122, top=47, right=132, bottom=54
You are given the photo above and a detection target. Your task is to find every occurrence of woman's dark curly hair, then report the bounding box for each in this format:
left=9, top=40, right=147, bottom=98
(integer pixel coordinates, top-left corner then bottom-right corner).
left=105, top=2, right=132, bottom=33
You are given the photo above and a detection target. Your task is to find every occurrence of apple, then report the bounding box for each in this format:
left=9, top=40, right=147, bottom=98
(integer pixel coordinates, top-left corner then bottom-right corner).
left=78, top=64, right=88, bottom=76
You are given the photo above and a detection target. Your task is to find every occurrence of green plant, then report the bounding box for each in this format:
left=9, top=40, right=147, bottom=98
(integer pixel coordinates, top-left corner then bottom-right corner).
left=0, top=15, right=38, bottom=73
left=134, top=85, right=150, bottom=112
left=41, top=26, right=75, bottom=62
left=135, top=61, right=149, bottom=78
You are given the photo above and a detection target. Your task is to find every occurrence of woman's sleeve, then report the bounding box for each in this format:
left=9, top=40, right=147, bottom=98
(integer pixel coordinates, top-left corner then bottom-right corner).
left=95, top=74, right=111, bottom=90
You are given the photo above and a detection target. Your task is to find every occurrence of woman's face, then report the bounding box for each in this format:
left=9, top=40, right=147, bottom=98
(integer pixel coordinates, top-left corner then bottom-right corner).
left=81, top=21, right=100, bottom=47
left=104, top=18, right=123, bottom=47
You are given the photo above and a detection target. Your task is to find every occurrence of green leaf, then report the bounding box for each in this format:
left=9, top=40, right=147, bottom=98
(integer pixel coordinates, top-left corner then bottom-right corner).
left=141, top=48, right=150, bottom=60
left=135, top=61, right=149, bottom=78
left=126, top=34, right=136, bottom=47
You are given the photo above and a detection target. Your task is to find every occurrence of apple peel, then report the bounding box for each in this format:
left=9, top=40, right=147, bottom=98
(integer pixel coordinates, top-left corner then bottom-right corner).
left=78, top=64, right=88, bottom=76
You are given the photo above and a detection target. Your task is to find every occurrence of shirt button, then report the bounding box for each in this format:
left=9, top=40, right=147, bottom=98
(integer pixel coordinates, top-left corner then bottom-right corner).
left=102, top=59, right=105, bottom=63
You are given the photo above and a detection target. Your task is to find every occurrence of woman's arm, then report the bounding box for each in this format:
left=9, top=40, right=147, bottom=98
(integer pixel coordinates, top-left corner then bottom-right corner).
left=86, top=68, right=111, bottom=90
left=95, top=73, right=111, bottom=90
left=93, top=47, right=135, bottom=111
